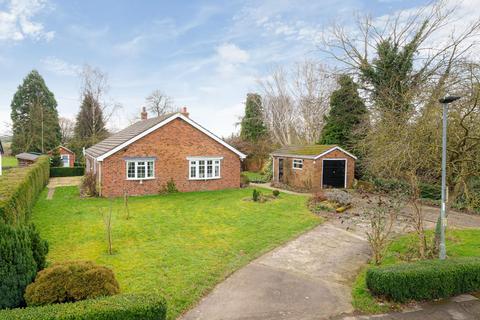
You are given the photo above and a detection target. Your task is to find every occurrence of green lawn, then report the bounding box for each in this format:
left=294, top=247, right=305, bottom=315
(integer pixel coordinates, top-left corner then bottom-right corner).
left=1, top=156, right=17, bottom=167
left=32, top=187, right=320, bottom=319
left=352, top=229, right=480, bottom=314
left=243, top=171, right=270, bottom=183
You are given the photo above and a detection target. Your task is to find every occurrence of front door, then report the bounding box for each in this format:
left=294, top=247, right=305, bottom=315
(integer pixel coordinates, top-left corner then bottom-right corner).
left=322, top=159, right=346, bottom=188
left=278, top=158, right=284, bottom=182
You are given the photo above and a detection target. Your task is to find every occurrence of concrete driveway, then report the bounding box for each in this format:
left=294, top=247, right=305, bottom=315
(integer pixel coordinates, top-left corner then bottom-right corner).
left=181, top=192, right=480, bottom=320
left=181, top=220, right=371, bottom=320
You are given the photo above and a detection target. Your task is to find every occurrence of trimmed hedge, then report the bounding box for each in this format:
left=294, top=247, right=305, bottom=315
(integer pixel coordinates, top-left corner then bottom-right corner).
left=0, top=156, right=50, bottom=225
left=0, top=294, right=167, bottom=320
left=366, top=257, right=480, bottom=302
left=49, top=167, right=85, bottom=178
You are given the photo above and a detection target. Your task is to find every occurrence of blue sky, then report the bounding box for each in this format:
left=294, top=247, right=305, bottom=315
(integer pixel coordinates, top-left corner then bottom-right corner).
left=0, top=0, right=448, bottom=136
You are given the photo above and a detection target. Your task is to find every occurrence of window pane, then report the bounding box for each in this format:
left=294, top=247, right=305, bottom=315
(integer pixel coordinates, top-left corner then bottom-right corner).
left=199, top=160, right=205, bottom=178
left=190, top=161, right=196, bottom=178
left=147, top=161, right=154, bottom=178
left=137, top=162, right=146, bottom=178
left=207, top=160, right=213, bottom=178
left=127, top=162, right=135, bottom=178
left=214, top=163, right=220, bottom=177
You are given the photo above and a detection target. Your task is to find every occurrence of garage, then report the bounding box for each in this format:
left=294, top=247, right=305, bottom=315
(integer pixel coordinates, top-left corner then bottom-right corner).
left=271, top=145, right=356, bottom=192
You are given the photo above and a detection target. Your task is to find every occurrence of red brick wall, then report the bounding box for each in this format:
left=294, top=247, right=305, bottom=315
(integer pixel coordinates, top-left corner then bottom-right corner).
left=58, top=147, right=75, bottom=167
left=47, top=146, right=76, bottom=167
left=98, top=118, right=241, bottom=197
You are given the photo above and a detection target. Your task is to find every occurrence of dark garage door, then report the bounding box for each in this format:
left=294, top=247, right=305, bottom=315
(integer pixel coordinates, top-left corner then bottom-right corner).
left=322, top=160, right=346, bottom=188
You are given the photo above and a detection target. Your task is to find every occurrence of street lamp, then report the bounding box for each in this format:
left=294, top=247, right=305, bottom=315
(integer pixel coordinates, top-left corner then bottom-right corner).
left=438, top=95, right=461, bottom=260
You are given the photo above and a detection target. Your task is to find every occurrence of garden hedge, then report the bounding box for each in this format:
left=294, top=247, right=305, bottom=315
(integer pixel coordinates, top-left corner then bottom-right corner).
left=0, top=156, right=50, bottom=225
left=366, top=257, right=480, bottom=302
left=0, top=294, right=167, bottom=320
left=50, top=166, right=85, bottom=177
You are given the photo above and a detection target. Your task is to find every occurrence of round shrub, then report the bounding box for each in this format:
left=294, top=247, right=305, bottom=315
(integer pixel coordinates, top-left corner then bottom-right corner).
left=25, top=260, right=120, bottom=306
left=272, top=190, right=280, bottom=197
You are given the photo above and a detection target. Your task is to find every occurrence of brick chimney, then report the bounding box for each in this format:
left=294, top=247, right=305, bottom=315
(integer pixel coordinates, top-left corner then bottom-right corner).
left=180, top=106, right=189, bottom=118
left=141, top=107, right=148, bottom=120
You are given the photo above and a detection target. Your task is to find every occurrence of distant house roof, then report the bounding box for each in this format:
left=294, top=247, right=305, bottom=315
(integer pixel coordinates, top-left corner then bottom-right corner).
left=0, top=139, right=3, bottom=155
left=16, top=152, right=41, bottom=161
left=271, top=145, right=357, bottom=160
left=48, top=145, right=75, bottom=154
left=86, top=112, right=246, bottom=161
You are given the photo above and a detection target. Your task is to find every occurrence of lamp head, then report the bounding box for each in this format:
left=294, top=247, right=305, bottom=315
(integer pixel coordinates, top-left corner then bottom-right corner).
left=439, top=96, right=461, bottom=104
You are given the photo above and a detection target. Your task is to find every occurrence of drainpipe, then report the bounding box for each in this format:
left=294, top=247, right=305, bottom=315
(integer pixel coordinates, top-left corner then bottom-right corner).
left=98, top=161, right=102, bottom=197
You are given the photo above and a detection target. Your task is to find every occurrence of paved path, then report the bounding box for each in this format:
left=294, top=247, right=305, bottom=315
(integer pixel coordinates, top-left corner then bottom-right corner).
left=181, top=221, right=371, bottom=320
left=46, top=176, right=82, bottom=200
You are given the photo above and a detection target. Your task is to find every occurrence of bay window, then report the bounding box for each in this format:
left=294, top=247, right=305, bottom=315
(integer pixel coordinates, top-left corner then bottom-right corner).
left=188, top=157, right=221, bottom=180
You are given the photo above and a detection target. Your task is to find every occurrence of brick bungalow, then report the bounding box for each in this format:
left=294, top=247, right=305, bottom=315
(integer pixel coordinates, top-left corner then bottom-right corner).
left=271, top=145, right=356, bottom=191
left=85, top=108, right=246, bottom=197
left=48, top=146, right=76, bottom=167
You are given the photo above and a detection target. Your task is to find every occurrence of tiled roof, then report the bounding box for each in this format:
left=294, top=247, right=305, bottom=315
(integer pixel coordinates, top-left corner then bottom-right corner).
left=15, top=152, right=41, bottom=161
left=272, top=145, right=338, bottom=157
left=86, top=113, right=176, bottom=159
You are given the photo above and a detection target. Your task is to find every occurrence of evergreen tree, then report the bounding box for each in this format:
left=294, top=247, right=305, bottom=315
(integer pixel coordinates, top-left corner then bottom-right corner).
left=50, top=148, right=63, bottom=167
left=73, top=92, right=109, bottom=151
left=240, top=93, right=267, bottom=142
left=319, top=75, right=367, bottom=149
left=10, top=70, right=61, bottom=154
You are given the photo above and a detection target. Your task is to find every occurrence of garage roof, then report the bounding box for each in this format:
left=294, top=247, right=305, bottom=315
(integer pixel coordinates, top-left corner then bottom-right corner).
left=271, top=144, right=357, bottom=160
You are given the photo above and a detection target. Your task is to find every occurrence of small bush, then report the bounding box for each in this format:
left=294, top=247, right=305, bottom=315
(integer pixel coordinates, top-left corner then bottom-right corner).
left=372, top=178, right=410, bottom=195
left=366, top=257, right=480, bottom=303
left=325, top=189, right=352, bottom=206
left=272, top=190, right=280, bottom=197
left=252, top=189, right=260, bottom=202
left=80, top=172, right=97, bottom=197
left=240, top=173, right=250, bottom=188
left=0, top=294, right=167, bottom=320
left=24, top=261, right=120, bottom=306
left=419, top=182, right=441, bottom=200
left=311, top=190, right=327, bottom=203
left=163, top=178, right=178, bottom=194
left=50, top=167, right=85, bottom=177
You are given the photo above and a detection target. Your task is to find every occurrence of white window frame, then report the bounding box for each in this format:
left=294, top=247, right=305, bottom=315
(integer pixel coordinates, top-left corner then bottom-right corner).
left=187, top=157, right=222, bottom=180
left=125, top=159, right=155, bottom=180
left=292, top=159, right=303, bottom=170
left=61, top=154, right=70, bottom=168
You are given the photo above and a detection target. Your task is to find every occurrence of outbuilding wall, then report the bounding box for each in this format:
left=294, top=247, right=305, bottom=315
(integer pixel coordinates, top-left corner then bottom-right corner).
left=272, top=149, right=355, bottom=191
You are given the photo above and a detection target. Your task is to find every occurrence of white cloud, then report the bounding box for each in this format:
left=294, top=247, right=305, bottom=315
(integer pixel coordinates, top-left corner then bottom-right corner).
left=0, top=0, right=54, bottom=41
left=41, top=57, right=81, bottom=76
left=215, top=43, right=250, bottom=77
left=216, top=43, right=250, bottom=64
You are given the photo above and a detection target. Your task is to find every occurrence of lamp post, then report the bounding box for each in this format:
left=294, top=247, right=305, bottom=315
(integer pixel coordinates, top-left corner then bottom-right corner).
left=438, top=95, right=460, bottom=260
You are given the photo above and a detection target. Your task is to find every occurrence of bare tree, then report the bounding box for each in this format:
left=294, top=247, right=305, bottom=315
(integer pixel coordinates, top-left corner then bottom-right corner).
left=145, top=90, right=174, bottom=117
left=364, top=193, right=404, bottom=265
left=59, top=117, right=75, bottom=144
left=259, top=61, right=336, bottom=145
